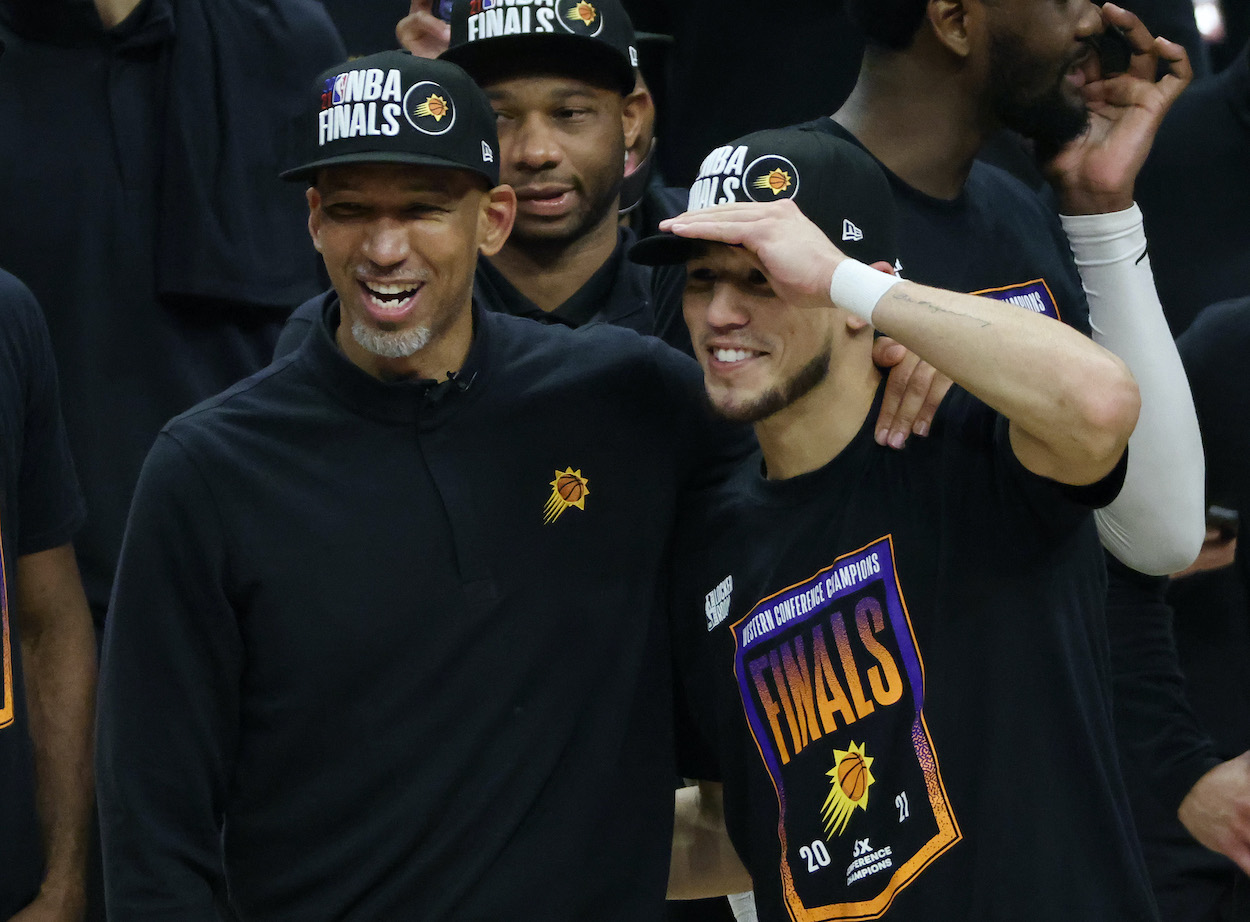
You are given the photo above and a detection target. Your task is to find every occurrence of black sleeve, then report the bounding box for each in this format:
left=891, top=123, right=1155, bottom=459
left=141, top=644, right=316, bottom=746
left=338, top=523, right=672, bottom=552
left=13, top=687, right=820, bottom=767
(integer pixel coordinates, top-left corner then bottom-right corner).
left=96, top=432, right=243, bottom=921
left=6, top=272, right=85, bottom=555
left=1105, top=555, right=1222, bottom=814
left=942, top=385, right=1123, bottom=532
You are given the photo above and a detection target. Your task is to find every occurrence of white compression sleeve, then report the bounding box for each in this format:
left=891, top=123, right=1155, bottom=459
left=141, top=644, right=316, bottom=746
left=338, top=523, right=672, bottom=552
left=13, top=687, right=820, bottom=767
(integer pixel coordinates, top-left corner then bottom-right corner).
left=1061, top=205, right=1204, bottom=575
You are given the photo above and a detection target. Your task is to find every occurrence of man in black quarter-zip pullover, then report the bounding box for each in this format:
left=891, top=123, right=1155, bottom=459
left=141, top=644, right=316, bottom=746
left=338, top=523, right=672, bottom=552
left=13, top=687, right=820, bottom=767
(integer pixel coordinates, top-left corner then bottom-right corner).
left=96, top=50, right=741, bottom=922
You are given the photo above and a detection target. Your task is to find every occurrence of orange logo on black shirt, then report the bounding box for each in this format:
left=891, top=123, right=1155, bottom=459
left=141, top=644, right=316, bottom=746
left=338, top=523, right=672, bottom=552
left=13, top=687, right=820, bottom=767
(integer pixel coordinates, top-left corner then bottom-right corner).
left=822, top=741, right=876, bottom=836
left=544, top=468, right=590, bottom=524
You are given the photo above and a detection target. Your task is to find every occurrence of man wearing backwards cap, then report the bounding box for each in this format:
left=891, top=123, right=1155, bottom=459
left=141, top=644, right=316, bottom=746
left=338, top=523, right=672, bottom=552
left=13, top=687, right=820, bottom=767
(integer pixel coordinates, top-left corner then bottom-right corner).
left=646, top=127, right=1155, bottom=919
left=95, top=50, right=743, bottom=921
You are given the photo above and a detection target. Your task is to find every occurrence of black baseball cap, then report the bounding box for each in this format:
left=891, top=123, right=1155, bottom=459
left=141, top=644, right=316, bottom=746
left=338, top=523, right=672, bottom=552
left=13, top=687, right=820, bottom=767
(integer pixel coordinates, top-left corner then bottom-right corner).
left=441, top=0, right=638, bottom=95
left=281, top=51, right=501, bottom=186
left=630, top=127, right=899, bottom=268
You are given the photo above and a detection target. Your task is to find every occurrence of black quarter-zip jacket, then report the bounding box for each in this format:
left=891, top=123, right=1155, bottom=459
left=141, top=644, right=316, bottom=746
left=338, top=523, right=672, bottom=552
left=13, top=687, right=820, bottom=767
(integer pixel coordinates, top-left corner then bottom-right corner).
left=97, top=297, right=743, bottom=921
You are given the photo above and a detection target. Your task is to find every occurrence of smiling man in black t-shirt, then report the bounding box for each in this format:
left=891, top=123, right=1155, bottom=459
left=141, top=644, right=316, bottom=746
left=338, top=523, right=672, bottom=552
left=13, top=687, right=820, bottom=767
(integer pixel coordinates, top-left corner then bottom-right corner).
left=637, top=126, right=1156, bottom=920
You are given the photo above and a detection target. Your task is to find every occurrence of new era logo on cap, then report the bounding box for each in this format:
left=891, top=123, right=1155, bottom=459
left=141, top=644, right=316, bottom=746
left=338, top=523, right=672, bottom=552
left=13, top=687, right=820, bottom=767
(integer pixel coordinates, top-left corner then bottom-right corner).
left=843, top=219, right=864, bottom=242
left=482, top=140, right=494, bottom=162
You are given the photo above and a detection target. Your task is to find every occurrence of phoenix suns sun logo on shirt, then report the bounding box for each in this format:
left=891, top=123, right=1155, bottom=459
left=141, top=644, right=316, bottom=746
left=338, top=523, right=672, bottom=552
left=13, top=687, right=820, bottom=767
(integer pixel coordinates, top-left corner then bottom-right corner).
left=543, top=468, right=589, bottom=524
left=732, top=536, right=960, bottom=920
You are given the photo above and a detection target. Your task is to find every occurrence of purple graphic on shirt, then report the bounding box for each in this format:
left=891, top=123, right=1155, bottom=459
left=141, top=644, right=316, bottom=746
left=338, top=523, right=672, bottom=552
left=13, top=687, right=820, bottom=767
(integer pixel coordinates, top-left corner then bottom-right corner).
left=730, top=536, right=960, bottom=918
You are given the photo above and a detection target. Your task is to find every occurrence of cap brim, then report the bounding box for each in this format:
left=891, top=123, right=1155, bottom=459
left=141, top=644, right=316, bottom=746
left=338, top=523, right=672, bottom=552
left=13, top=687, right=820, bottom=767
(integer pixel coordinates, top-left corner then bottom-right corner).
left=280, top=150, right=495, bottom=184
left=628, top=231, right=702, bottom=266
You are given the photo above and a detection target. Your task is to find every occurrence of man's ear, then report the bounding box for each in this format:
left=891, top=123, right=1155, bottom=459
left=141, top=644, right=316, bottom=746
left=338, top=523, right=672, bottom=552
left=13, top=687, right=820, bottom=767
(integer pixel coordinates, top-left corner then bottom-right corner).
left=306, top=186, right=324, bottom=254
left=478, top=184, right=517, bottom=257
left=926, top=0, right=980, bottom=58
left=621, top=78, right=653, bottom=169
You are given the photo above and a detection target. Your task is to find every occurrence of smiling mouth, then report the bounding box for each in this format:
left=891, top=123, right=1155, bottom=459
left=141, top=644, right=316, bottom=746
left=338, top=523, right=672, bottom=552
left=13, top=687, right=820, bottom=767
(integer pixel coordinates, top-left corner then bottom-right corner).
left=361, top=281, right=421, bottom=310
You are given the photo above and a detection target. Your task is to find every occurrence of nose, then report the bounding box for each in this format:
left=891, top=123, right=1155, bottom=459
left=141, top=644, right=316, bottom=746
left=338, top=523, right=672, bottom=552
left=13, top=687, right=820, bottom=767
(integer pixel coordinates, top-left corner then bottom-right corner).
left=508, top=113, right=562, bottom=173
left=705, top=282, right=751, bottom=332
left=1077, top=0, right=1103, bottom=38
left=360, top=217, right=410, bottom=270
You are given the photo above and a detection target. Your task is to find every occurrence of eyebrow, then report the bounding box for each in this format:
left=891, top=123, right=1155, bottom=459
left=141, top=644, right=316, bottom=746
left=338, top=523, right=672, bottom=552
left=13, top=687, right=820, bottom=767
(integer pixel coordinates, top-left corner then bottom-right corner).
left=487, top=83, right=601, bottom=105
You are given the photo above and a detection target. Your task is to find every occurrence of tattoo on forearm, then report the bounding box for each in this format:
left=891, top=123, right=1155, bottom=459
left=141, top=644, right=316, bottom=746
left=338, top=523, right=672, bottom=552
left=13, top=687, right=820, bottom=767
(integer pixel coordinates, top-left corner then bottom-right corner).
left=894, top=290, right=991, bottom=328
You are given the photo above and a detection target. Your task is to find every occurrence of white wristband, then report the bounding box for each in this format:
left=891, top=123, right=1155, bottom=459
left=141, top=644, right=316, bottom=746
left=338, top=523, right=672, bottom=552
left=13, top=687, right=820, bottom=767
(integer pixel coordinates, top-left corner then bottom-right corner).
left=827, top=259, right=902, bottom=324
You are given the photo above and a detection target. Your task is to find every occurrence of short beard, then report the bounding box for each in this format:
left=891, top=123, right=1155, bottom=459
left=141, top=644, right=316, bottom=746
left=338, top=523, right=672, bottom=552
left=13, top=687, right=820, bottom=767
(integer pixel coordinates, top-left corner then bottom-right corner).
left=986, top=31, right=1090, bottom=152
left=350, top=320, right=431, bottom=359
left=711, top=340, right=832, bottom=424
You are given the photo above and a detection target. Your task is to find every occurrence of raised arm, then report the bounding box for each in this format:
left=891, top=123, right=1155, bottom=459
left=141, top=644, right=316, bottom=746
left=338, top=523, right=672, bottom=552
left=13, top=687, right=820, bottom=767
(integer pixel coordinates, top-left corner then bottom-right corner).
left=1041, top=6, right=1203, bottom=571
left=661, top=199, right=1139, bottom=487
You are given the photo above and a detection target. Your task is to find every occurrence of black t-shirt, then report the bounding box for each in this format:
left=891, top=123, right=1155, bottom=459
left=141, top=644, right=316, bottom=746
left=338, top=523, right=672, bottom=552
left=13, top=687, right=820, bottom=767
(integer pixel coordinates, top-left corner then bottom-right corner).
left=672, top=386, right=1155, bottom=921
left=801, top=118, right=1092, bottom=336
left=0, top=270, right=85, bottom=915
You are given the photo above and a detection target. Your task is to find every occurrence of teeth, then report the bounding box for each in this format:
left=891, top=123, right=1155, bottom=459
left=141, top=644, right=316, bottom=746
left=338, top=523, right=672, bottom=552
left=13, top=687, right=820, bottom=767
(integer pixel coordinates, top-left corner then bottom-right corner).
left=363, top=282, right=419, bottom=308
left=714, top=348, right=753, bottom=363
left=369, top=283, right=416, bottom=295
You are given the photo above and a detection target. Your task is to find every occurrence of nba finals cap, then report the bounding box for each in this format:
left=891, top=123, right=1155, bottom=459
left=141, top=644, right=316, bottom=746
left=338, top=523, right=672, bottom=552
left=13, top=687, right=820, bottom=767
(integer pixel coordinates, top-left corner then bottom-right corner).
left=281, top=50, right=501, bottom=186
left=442, top=0, right=639, bottom=96
left=630, top=127, right=899, bottom=268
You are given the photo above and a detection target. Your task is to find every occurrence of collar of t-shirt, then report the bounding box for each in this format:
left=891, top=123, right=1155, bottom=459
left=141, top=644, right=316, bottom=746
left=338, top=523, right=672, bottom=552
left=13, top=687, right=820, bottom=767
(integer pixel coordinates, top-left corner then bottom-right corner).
left=475, top=226, right=644, bottom=328
left=300, top=293, right=493, bottom=425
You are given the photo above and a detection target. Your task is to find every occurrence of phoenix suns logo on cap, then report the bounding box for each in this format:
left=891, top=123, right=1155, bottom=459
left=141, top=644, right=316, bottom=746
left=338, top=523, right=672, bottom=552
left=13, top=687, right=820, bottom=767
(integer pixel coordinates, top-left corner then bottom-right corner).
left=403, top=81, right=457, bottom=136
left=557, top=0, right=605, bottom=37
left=544, top=467, right=589, bottom=524
left=744, top=154, right=800, bottom=202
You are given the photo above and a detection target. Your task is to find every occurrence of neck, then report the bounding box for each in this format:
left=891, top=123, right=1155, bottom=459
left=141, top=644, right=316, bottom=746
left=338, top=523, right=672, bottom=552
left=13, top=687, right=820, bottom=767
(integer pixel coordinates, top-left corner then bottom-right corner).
left=94, top=0, right=143, bottom=28
left=754, top=361, right=882, bottom=481
left=833, top=46, right=990, bottom=200
left=487, top=207, right=620, bottom=312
